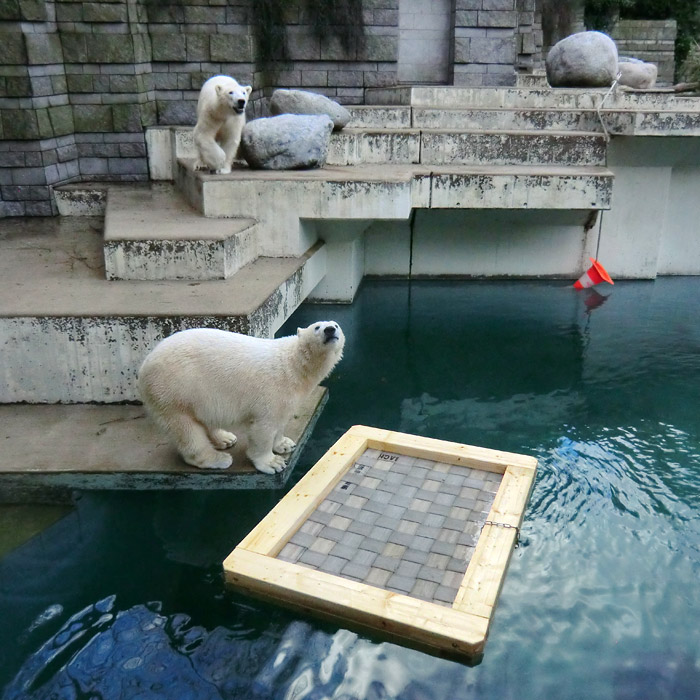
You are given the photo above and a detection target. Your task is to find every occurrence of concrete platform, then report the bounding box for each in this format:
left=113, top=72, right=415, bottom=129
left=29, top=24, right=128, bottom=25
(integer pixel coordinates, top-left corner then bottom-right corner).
left=0, top=216, right=327, bottom=402
left=0, top=386, right=328, bottom=503
left=104, top=184, right=258, bottom=281
left=176, top=160, right=613, bottom=257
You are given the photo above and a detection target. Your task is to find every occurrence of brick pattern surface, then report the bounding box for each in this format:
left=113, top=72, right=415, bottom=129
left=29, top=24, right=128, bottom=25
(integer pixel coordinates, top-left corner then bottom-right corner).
left=278, top=448, right=502, bottom=606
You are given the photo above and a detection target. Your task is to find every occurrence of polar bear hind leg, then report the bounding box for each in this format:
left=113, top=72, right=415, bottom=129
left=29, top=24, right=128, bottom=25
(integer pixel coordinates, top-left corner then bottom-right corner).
left=168, top=412, right=233, bottom=470
left=208, top=428, right=238, bottom=450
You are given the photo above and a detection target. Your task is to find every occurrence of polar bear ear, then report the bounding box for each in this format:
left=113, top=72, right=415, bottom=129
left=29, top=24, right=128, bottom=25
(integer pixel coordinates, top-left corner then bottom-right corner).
left=244, top=85, right=252, bottom=97
left=297, top=327, right=303, bottom=336
left=215, top=84, right=224, bottom=96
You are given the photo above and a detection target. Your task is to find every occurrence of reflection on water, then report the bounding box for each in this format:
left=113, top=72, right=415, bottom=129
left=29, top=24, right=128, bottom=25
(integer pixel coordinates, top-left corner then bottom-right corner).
left=2, top=280, right=700, bottom=699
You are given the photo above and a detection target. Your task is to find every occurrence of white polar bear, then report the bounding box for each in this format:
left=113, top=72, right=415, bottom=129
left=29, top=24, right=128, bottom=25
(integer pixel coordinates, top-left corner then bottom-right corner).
left=138, top=321, right=344, bottom=474
left=193, top=75, right=252, bottom=175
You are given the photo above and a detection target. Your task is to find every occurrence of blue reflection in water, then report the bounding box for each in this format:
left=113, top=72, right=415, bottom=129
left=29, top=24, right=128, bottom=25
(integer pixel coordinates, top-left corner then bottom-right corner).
left=2, top=280, right=700, bottom=700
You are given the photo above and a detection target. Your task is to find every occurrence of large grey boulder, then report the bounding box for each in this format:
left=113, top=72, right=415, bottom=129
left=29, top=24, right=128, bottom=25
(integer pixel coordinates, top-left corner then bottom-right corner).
left=546, top=31, right=618, bottom=88
left=618, top=57, right=658, bottom=89
left=240, top=114, right=334, bottom=170
left=269, top=89, right=351, bottom=130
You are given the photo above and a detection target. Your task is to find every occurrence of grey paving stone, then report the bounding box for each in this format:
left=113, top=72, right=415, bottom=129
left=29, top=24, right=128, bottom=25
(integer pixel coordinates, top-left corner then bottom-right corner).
left=322, top=555, right=348, bottom=575
left=454, top=497, right=477, bottom=511
left=351, top=549, right=378, bottom=567
left=387, top=531, right=414, bottom=547
left=443, top=517, right=469, bottom=531
left=370, top=526, right=393, bottom=542
left=375, top=515, right=400, bottom=531
left=388, top=494, right=413, bottom=509
left=361, top=538, right=387, bottom=554
left=340, top=531, right=364, bottom=548
left=290, top=531, right=316, bottom=548
left=435, top=585, right=457, bottom=604
left=428, top=503, right=452, bottom=517
left=323, top=526, right=347, bottom=543
left=337, top=504, right=364, bottom=519
left=439, top=482, right=463, bottom=496
left=300, top=549, right=327, bottom=567
left=434, top=492, right=456, bottom=507
left=412, top=536, right=433, bottom=552
left=423, top=513, right=446, bottom=529
left=404, top=475, right=426, bottom=488
left=373, top=555, right=401, bottom=572
left=447, top=556, right=469, bottom=573
left=342, top=562, right=371, bottom=580
left=411, top=579, right=439, bottom=602
left=366, top=567, right=392, bottom=587
left=372, top=489, right=393, bottom=504
left=403, top=548, right=430, bottom=566
left=353, top=485, right=376, bottom=499
left=386, top=574, right=414, bottom=593
left=355, top=509, right=380, bottom=525
left=278, top=543, right=303, bottom=562
left=347, top=520, right=374, bottom=537
left=416, top=566, right=444, bottom=584
left=363, top=500, right=387, bottom=515
left=330, top=543, right=356, bottom=560
left=396, top=560, right=421, bottom=578
left=430, top=540, right=455, bottom=557
left=383, top=504, right=406, bottom=519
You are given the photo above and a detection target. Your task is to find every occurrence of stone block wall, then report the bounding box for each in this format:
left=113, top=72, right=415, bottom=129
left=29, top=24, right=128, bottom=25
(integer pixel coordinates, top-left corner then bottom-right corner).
left=610, top=19, right=677, bottom=85
left=453, top=0, right=539, bottom=86
left=1, top=0, right=544, bottom=216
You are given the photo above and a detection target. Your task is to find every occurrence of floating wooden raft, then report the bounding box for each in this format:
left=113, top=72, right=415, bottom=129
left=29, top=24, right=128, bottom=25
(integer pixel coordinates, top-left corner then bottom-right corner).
left=223, top=425, right=538, bottom=660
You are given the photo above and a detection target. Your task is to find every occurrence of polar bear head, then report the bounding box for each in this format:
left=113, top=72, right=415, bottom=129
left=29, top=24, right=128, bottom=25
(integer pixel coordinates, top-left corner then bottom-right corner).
left=215, top=79, right=252, bottom=115
left=297, top=321, right=345, bottom=369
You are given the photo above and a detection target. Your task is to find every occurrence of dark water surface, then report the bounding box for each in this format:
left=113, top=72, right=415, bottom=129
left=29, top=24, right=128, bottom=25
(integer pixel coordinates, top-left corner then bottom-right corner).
left=2, top=279, right=700, bottom=700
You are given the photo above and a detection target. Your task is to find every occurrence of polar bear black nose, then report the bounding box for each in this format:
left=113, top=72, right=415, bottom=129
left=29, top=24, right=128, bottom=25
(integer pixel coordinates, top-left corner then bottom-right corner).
left=323, top=326, right=335, bottom=337
left=237, top=99, right=246, bottom=109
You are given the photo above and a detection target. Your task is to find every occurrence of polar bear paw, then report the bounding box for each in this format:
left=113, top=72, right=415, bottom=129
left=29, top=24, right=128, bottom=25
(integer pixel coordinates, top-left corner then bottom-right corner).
left=210, top=429, right=237, bottom=450
left=273, top=436, right=296, bottom=455
left=251, top=453, right=287, bottom=475
left=186, top=451, right=233, bottom=470
left=215, top=165, right=232, bottom=175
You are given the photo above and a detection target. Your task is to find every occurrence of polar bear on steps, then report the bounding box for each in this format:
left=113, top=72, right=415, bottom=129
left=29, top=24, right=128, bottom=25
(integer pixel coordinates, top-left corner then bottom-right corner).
left=138, top=322, right=345, bottom=474
left=193, top=74, right=252, bottom=174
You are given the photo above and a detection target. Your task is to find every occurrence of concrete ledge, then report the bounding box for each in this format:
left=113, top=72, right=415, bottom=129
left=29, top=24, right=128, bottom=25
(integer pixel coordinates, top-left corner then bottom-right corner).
left=0, top=386, right=328, bottom=503
left=104, top=184, right=258, bottom=280
left=0, top=216, right=327, bottom=402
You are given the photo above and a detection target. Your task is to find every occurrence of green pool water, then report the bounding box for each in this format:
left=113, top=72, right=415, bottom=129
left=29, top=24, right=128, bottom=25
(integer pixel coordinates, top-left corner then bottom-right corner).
left=1, top=279, right=699, bottom=699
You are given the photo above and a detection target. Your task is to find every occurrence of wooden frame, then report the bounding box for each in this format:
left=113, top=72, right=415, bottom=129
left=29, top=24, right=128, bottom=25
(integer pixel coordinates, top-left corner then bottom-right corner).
left=223, top=425, right=538, bottom=660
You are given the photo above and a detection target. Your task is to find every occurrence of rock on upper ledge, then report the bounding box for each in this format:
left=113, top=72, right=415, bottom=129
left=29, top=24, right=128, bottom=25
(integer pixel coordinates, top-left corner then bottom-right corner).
left=618, top=57, right=658, bottom=89
left=269, top=89, right=351, bottom=130
left=546, top=31, right=618, bottom=88
left=240, top=114, right=334, bottom=170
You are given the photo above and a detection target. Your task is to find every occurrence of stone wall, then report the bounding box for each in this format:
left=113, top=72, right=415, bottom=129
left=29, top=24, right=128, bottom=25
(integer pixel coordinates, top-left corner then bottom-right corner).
left=1, top=0, right=543, bottom=217
left=610, top=19, right=677, bottom=85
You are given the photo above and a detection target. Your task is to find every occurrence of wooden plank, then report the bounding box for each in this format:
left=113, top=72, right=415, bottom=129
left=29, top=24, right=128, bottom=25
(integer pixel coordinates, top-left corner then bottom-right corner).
left=225, top=547, right=489, bottom=658
left=233, top=430, right=368, bottom=557
left=349, top=425, right=538, bottom=473
left=451, top=465, right=537, bottom=619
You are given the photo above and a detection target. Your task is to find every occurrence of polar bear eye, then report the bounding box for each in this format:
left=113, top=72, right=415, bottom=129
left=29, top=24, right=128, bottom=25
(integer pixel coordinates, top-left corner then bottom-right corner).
left=315, top=325, right=320, bottom=331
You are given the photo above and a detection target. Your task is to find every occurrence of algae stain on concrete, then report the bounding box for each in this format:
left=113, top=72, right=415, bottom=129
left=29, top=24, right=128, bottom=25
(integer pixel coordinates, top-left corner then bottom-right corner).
left=0, top=505, right=72, bottom=558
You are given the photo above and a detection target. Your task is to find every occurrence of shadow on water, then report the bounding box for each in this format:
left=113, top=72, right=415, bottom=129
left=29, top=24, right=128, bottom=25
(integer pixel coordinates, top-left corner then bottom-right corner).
left=2, top=279, right=700, bottom=699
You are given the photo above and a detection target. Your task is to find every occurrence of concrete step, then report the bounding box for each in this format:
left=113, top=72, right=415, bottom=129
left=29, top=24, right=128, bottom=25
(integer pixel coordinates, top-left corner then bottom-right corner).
left=412, top=107, right=700, bottom=136
left=326, top=128, right=605, bottom=167
left=176, top=159, right=613, bottom=259
left=0, top=216, right=327, bottom=403
left=347, top=105, right=412, bottom=128
left=365, top=85, right=700, bottom=112
left=104, top=184, right=258, bottom=280
left=0, top=387, right=328, bottom=502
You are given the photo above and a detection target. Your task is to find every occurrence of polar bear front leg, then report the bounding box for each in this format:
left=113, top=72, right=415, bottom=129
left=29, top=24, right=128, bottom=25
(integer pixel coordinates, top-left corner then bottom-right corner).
left=273, top=434, right=296, bottom=455
left=246, top=421, right=287, bottom=475
left=194, top=129, right=226, bottom=173
left=218, top=121, right=242, bottom=174
left=169, top=413, right=233, bottom=470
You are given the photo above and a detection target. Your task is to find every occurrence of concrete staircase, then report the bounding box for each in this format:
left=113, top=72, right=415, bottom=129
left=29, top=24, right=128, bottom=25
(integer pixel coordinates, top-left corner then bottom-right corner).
left=4, top=83, right=700, bottom=499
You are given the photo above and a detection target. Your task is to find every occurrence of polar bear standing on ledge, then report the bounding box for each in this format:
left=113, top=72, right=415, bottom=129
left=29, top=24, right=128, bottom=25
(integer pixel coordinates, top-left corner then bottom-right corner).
left=138, top=322, right=345, bottom=474
left=193, top=75, right=252, bottom=174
